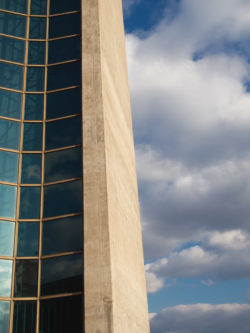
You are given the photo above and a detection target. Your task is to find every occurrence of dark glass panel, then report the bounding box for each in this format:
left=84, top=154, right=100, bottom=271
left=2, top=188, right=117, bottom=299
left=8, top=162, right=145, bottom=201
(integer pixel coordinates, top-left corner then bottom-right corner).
left=0, top=301, right=10, bottom=333
left=0, top=0, right=27, bottom=13
left=46, top=88, right=81, bottom=119
left=47, top=61, right=81, bottom=91
left=45, top=116, right=81, bottom=150
left=21, top=154, right=41, bottom=184
left=0, top=221, right=15, bottom=256
left=0, top=260, right=12, bottom=296
left=48, top=36, right=81, bottom=64
left=19, top=187, right=40, bottom=219
left=17, top=222, right=39, bottom=257
left=0, top=150, right=18, bottom=183
left=23, top=123, right=42, bottom=151
left=42, top=215, right=83, bottom=255
left=13, top=301, right=36, bottom=333
left=0, top=184, right=16, bottom=218
left=24, top=94, right=43, bottom=120
left=29, top=17, right=46, bottom=39
left=30, top=0, right=47, bottom=15
left=43, top=180, right=82, bottom=218
left=40, top=296, right=83, bottom=333
left=50, top=0, right=80, bottom=14
left=0, top=62, right=23, bottom=90
left=0, top=89, right=22, bottom=119
left=0, top=35, right=25, bottom=63
left=14, top=260, right=38, bottom=297
left=44, top=147, right=82, bottom=183
left=0, top=12, right=26, bottom=38
left=41, top=254, right=83, bottom=295
left=49, top=13, right=80, bottom=38
left=28, top=41, right=45, bottom=65
left=26, top=67, right=44, bottom=91
left=0, top=119, right=20, bottom=149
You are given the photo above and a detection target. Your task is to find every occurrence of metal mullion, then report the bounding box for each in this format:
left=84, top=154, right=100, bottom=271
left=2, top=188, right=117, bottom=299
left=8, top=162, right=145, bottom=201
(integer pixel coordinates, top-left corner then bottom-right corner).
left=0, top=217, right=15, bottom=222
left=44, top=144, right=81, bottom=154
left=49, top=10, right=80, bottom=18
left=41, top=250, right=83, bottom=260
left=0, top=256, right=14, bottom=260
left=0, top=59, right=24, bottom=66
left=18, top=219, right=40, bottom=222
left=0, top=86, right=23, bottom=93
left=44, top=177, right=82, bottom=187
left=46, top=84, right=81, bottom=93
left=48, top=33, right=80, bottom=41
left=16, top=256, right=38, bottom=260
left=13, top=297, right=37, bottom=301
left=0, top=33, right=26, bottom=41
left=45, top=113, right=81, bottom=122
left=0, top=116, right=21, bottom=122
left=0, top=9, right=27, bottom=17
left=19, top=183, right=41, bottom=187
left=0, top=181, right=17, bottom=186
left=40, top=291, right=83, bottom=300
left=42, top=212, right=83, bottom=222
left=0, top=297, right=12, bottom=301
left=21, top=150, right=42, bottom=153
left=47, top=59, right=80, bottom=67
left=0, top=147, right=19, bottom=153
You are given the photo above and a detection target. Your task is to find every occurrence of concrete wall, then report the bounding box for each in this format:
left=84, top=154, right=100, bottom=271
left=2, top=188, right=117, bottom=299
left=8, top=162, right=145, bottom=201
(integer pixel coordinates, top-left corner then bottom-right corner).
left=82, top=0, right=150, bottom=332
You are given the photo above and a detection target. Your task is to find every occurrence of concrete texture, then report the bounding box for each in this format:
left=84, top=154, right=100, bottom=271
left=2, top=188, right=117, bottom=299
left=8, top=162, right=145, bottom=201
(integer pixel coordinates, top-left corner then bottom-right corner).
left=82, top=0, right=150, bottom=332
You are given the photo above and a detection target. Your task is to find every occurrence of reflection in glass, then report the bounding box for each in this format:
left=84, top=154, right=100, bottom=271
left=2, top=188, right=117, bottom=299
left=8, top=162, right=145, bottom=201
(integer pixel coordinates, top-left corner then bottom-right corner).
left=0, top=35, right=25, bottom=63
left=21, top=154, right=41, bottom=184
left=0, top=221, right=15, bottom=256
left=31, top=0, right=47, bottom=15
left=41, top=254, right=83, bottom=295
left=0, top=184, right=16, bottom=218
left=26, top=67, right=44, bottom=91
left=49, top=13, right=80, bottom=38
left=0, top=150, right=18, bottom=183
left=0, top=62, right=23, bottom=90
left=0, top=260, right=12, bottom=296
left=45, top=116, right=81, bottom=150
left=14, top=260, right=38, bottom=297
left=0, top=89, right=22, bottom=119
left=0, top=12, right=26, bottom=38
left=50, top=0, right=80, bottom=14
left=13, top=301, right=36, bottom=333
left=17, top=223, right=39, bottom=257
left=47, top=61, right=81, bottom=91
left=48, top=36, right=81, bottom=63
left=29, top=17, right=46, bottom=39
left=46, top=88, right=81, bottom=119
left=0, top=301, right=10, bottom=333
left=24, top=94, right=44, bottom=120
left=19, top=187, right=41, bottom=219
left=42, top=215, right=83, bottom=255
left=40, top=296, right=83, bottom=333
left=45, top=147, right=82, bottom=183
left=23, top=123, right=42, bottom=151
left=28, top=41, right=45, bottom=65
left=43, top=180, right=82, bottom=218
left=0, top=0, right=27, bottom=13
left=0, top=119, right=20, bottom=150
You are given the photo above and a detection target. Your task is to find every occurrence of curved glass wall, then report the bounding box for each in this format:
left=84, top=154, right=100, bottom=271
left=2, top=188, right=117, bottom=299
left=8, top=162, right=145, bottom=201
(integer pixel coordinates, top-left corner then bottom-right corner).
left=0, top=0, right=83, bottom=332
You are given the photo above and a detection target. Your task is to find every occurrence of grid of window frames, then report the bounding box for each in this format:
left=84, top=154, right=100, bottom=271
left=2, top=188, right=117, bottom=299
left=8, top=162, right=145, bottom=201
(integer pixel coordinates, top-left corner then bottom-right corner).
left=0, top=0, right=83, bottom=332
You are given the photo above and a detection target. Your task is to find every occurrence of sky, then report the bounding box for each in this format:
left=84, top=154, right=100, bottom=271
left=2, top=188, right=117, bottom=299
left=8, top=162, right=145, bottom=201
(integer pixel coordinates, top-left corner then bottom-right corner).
left=122, top=0, right=250, bottom=332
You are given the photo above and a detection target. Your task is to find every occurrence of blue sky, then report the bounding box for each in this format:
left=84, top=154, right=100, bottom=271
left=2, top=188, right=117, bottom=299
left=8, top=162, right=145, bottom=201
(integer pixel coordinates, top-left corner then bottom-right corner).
left=123, top=0, right=250, bottom=332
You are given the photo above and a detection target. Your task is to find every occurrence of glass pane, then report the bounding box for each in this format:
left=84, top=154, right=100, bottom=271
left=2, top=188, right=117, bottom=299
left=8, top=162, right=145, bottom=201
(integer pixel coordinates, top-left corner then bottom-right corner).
left=24, top=94, right=44, bottom=120
left=44, top=147, right=82, bottom=183
left=0, top=260, right=12, bottom=296
left=19, top=187, right=40, bottom=219
left=17, top=222, right=39, bottom=257
left=47, top=61, right=81, bottom=91
left=49, top=13, right=81, bottom=38
left=46, top=88, right=81, bottom=119
left=14, top=260, right=38, bottom=297
left=43, top=180, right=82, bottom=218
left=28, top=41, right=45, bottom=65
left=23, top=123, right=43, bottom=151
left=0, top=301, right=10, bottom=333
left=0, top=0, right=27, bottom=13
left=41, top=254, right=83, bottom=295
left=0, top=119, right=20, bottom=150
left=0, top=12, right=26, bottom=38
left=0, top=35, right=25, bottom=63
left=0, top=62, right=23, bottom=90
left=0, top=184, right=16, bottom=218
left=0, top=89, right=22, bottom=119
left=13, top=301, right=36, bottom=333
left=0, top=221, right=15, bottom=256
left=26, top=67, right=44, bottom=91
left=21, top=154, right=41, bottom=184
left=29, top=17, right=46, bottom=39
left=45, top=116, right=82, bottom=150
left=42, top=215, right=83, bottom=255
left=30, top=0, right=47, bottom=15
left=48, top=36, right=81, bottom=63
left=0, top=150, right=19, bottom=183
left=40, top=296, right=83, bottom=333
left=50, top=0, right=80, bottom=14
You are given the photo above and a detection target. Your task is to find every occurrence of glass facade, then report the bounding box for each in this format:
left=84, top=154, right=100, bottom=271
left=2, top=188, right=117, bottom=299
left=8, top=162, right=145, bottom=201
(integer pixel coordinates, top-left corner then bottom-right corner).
left=0, top=0, right=83, bottom=332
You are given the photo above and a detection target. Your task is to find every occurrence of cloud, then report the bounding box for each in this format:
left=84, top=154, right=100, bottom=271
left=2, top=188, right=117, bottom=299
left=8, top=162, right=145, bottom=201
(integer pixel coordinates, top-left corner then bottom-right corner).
left=150, top=303, right=250, bottom=333
left=122, top=0, right=141, bottom=15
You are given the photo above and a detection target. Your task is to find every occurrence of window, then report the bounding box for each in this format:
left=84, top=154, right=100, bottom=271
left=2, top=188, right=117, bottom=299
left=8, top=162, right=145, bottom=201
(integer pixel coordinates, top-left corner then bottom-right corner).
left=48, top=36, right=81, bottom=63
left=47, top=61, right=81, bottom=91
left=29, top=17, right=46, bottom=39
left=0, top=184, right=17, bottom=218
left=0, top=12, right=26, bottom=38
left=23, top=123, right=43, bottom=151
left=14, top=260, right=38, bottom=297
left=26, top=67, right=45, bottom=91
left=0, top=221, right=15, bottom=256
left=0, top=119, right=20, bottom=150
left=24, top=94, right=44, bottom=120
left=0, top=260, right=12, bottom=296
left=0, top=89, right=22, bottom=119
left=19, top=187, right=41, bottom=219
left=21, top=154, right=41, bottom=184
left=17, top=223, right=39, bottom=257
left=49, top=13, right=80, bottom=38
left=0, top=0, right=27, bottom=14
left=30, top=0, right=47, bottom=15
left=0, top=150, right=19, bottom=183
left=0, top=35, right=25, bottom=63
left=50, top=0, right=80, bottom=14
left=0, top=62, right=23, bottom=90
left=13, top=301, right=36, bottom=333
left=0, top=301, right=10, bottom=333
left=28, top=41, right=46, bottom=65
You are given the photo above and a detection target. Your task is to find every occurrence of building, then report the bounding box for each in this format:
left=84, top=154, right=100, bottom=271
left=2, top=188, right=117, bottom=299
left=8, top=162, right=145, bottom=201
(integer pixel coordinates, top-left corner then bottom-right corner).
left=0, top=0, right=150, bottom=332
